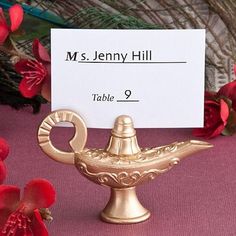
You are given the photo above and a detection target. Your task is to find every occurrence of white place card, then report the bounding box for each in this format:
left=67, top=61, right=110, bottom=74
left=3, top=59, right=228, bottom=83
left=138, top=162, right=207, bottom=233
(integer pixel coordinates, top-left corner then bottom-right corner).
left=51, top=29, right=205, bottom=128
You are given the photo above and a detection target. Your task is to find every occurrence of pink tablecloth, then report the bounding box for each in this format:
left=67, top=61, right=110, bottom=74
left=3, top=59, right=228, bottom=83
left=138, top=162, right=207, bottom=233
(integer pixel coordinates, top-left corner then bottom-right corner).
left=1, top=104, right=236, bottom=236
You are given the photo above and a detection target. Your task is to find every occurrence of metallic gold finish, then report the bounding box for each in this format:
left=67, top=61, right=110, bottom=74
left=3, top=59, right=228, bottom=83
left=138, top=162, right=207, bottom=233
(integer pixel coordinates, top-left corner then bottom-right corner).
left=101, top=187, right=150, bottom=224
left=38, top=110, right=213, bottom=224
left=38, top=110, right=87, bottom=164
left=106, top=115, right=140, bottom=156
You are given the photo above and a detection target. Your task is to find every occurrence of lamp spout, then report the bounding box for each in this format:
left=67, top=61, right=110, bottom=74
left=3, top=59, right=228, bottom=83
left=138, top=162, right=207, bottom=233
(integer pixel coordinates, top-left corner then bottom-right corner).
left=151, top=140, right=213, bottom=171
left=170, top=140, right=213, bottom=161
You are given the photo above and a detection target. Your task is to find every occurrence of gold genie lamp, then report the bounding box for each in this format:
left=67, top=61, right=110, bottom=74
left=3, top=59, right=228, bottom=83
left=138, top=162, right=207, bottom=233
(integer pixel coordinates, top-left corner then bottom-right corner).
left=38, top=110, right=212, bottom=224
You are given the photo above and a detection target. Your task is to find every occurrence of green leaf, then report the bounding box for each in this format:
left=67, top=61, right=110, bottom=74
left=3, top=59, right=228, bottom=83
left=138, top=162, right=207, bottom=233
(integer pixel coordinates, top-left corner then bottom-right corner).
left=11, top=14, right=56, bottom=42
left=76, top=7, right=161, bottom=29
left=222, top=110, right=236, bottom=136
left=222, top=126, right=235, bottom=136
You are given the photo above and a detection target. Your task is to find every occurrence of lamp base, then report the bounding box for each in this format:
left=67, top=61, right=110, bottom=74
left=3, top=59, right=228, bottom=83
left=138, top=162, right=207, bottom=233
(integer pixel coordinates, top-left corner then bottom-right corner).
left=101, top=187, right=150, bottom=224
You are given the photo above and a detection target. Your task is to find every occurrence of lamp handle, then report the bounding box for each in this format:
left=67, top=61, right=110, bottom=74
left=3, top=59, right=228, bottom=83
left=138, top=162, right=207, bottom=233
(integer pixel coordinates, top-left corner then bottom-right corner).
left=38, top=110, right=87, bottom=165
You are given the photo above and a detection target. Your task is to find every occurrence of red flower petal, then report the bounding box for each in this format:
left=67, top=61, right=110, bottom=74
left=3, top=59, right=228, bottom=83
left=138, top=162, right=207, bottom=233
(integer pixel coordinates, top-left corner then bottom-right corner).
left=41, top=77, right=51, bottom=101
left=192, top=128, right=208, bottom=137
left=16, top=59, right=47, bottom=98
left=219, top=99, right=229, bottom=124
left=9, top=4, right=23, bottom=32
left=0, top=185, right=20, bottom=211
left=0, top=8, right=9, bottom=44
left=0, top=162, right=6, bottom=184
left=207, top=123, right=225, bottom=139
left=22, top=179, right=55, bottom=211
left=217, top=80, right=236, bottom=98
left=192, top=125, right=215, bottom=138
left=15, top=59, right=30, bottom=73
left=0, top=8, right=7, bottom=25
left=0, top=209, right=10, bottom=229
left=205, top=91, right=216, bottom=100
left=19, top=76, right=42, bottom=98
left=0, top=25, right=9, bottom=45
left=193, top=98, right=229, bottom=139
left=204, top=99, right=218, bottom=106
left=31, top=210, right=49, bottom=236
left=0, top=138, right=9, bottom=161
left=193, top=125, right=223, bottom=139
left=14, top=229, right=32, bottom=236
left=32, top=39, right=50, bottom=63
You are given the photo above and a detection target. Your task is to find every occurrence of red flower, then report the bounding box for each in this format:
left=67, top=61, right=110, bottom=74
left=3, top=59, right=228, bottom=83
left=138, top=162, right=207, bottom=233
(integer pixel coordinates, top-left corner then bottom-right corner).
left=0, top=179, right=55, bottom=236
left=193, top=93, right=230, bottom=139
left=15, top=39, right=51, bottom=101
left=0, top=4, right=23, bottom=44
left=0, top=138, right=9, bottom=184
left=217, top=79, right=236, bottom=111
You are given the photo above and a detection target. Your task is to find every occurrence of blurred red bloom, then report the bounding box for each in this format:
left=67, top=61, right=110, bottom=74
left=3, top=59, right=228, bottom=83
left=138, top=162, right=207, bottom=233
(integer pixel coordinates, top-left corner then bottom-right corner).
left=193, top=93, right=230, bottom=139
left=217, top=79, right=236, bottom=111
left=0, top=138, right=9, bottom=184
left=0, top=4, right=23, bottom=44
left=15, top=39, right=51, bottom=101
left=0, top=179, right=55, bottom=236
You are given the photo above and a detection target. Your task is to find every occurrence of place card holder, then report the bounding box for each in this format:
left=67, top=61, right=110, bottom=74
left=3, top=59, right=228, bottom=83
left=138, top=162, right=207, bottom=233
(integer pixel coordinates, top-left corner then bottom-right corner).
left=38, top=109, right=212, bottom=224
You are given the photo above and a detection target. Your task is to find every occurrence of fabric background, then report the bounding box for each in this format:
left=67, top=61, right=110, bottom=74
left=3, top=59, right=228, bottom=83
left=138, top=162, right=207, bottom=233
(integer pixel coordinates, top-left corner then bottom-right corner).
left=1, top=104, right=236, bottom=236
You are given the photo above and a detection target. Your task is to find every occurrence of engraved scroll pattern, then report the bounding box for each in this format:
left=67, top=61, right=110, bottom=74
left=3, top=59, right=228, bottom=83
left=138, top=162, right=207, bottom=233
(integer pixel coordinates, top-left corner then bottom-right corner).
left=77, top=158, right=180, bottom=187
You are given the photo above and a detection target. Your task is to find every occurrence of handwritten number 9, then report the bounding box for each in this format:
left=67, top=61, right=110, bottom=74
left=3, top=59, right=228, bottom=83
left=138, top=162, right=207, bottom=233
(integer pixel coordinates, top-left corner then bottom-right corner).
left=125, top=90, right=131, bottom=99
